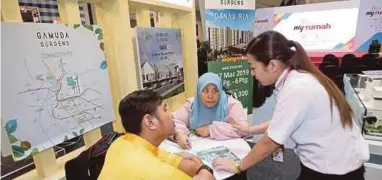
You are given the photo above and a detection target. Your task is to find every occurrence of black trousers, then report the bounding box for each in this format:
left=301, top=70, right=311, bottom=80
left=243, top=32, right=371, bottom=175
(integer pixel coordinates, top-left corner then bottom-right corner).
left=225, top=171, right=247, bottom=180
left=298, top=163, right=365, bottom=180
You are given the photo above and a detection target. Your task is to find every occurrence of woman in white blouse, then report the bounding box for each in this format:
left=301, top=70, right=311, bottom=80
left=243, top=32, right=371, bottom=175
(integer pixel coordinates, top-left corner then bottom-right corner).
left=212, top=31, right=369, bottom=180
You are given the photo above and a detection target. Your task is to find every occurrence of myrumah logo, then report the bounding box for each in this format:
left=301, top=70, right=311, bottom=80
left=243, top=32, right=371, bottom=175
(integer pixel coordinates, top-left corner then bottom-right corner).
left=255, top=18, right=268, bottom=23
left=365, top=6, right=382, bottom=17
left=293, top=23, right=331, bottom=32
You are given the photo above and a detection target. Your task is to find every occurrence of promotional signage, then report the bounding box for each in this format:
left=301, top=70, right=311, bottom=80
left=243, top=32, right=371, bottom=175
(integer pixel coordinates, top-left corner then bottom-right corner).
left=273, top=8, right=358, bottom=51
left=253, top=1, right=363, bottom=52
left=208, top=61, right=253, bottom=114
left=204, top=0, right=255, bottom=62
left=1, top=23, right=114, bottom=160
left=200, top=0, right=255, bottom=112
left=136, top=27, right=185, bottom=99
left=254, top=8, right=274, bottom=37
left=355, top=0, right=382, bottom=52
left=205, top=0, right=256, bottom=9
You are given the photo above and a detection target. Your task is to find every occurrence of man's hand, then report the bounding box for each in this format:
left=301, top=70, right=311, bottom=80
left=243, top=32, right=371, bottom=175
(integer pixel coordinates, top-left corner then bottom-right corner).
left=196, top=125, right=210, bottom=137
left=178, top=153, right=204, bottom=176
left=177, top=152, right=193, bottom=159
left=175, top=131, right=191, bottom=149
left=193, top=169, right=215, bottom=180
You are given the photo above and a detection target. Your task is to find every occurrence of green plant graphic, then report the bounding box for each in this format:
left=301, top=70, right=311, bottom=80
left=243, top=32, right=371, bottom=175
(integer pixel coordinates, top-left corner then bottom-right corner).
left=72, top=24, right=106, bottom=69
left=63, top=128, right=86, bottom=142
left=5, top=119, right=37, bottom=159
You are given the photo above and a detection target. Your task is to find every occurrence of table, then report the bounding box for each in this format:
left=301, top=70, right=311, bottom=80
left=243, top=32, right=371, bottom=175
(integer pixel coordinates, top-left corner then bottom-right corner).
left=159, top=135, right=251, bottom=180
left=344, top=74, right=382, bottom=180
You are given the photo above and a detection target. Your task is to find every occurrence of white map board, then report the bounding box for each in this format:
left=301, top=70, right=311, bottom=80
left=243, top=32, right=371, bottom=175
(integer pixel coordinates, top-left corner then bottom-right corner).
left=1, top=23, right=115, bottom=161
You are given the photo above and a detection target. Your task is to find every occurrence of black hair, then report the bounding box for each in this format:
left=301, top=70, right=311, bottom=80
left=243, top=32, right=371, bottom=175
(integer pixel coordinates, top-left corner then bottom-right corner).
left=119, top=90, right=163, bottom=135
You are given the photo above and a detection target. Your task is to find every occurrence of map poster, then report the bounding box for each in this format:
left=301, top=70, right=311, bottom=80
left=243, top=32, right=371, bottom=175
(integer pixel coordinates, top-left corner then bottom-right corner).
left=136, top=27, right=184, bottom=99
left=1, top=23, right=115, bottom=161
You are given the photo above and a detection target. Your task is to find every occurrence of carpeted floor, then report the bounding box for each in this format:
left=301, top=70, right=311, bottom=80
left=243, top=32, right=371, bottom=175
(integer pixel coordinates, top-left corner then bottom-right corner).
left=246, top=147, right=300, bottom=180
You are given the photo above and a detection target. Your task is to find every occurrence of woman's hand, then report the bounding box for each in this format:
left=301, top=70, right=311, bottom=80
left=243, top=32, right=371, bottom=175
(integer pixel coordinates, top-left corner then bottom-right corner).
left=196, top=125, right=210, bottom=137
left=175, top=131, right=191, bottom=149
left=227, top=117, right=250, bottom=135
left=212, top=158, right=236, bottom=173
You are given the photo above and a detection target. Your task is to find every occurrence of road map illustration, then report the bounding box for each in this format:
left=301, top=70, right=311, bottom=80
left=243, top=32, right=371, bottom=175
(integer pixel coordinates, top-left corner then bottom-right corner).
left=2, top=23, right=114, bottom=160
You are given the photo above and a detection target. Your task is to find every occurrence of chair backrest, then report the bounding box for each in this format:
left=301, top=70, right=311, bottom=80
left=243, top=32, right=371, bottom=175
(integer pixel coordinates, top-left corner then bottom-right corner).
left=65, top=132, right=123, bottom=180
left=341, top=57, right=358, bottom=74
left=360, top=54, right=380, bottom=70
left=355, top=64, right=369, bottom=74
left=323, top=54, right=339, bottom=66
left=341, top=54, right=356, bottom=67
left=252, top=78, right=273, bottom=108
left=361, top=54, right=375, bottom=61
left=321, top=65, right=340, bottom=81
left=319, top=61, right=338, bottom=71
left=376, top=58, right=382, bottom=69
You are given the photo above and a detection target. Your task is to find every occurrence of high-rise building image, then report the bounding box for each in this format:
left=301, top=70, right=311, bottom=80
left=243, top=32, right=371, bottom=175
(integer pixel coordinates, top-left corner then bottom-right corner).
left=208, top=26, right=253, bottom=51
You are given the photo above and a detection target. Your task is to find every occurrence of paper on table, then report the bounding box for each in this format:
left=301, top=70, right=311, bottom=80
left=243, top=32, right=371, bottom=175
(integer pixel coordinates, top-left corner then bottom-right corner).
left=159, top=139, right=197, bottom=154
left=159, top=135, right=251, bottom=180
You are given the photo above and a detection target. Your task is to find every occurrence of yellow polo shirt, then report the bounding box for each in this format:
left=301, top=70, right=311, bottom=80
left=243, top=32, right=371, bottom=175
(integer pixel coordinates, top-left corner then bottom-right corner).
left=98, top=133, right=191, bottom=180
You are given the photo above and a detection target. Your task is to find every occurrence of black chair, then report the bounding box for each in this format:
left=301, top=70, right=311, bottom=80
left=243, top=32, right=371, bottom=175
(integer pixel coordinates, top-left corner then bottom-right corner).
left=360, top=54, right=380, bottom=71
left=335, top=74, right=345, bottom=93
left=319, top=64, right=345, bottom=92
left=341, top=57, right=359, bottom=74
left=355, top=64, right=369, bottom=74
left=252, top=78, right=273, bottom=108
left=323, top=54, right=339, bottom=67
left=320, top=64, right=340, bottom=82
left=376, top=58, right=382, bottom=69
left=341, top=54, right=356, bottom=68
left=319, top=61, right=337, bottom=71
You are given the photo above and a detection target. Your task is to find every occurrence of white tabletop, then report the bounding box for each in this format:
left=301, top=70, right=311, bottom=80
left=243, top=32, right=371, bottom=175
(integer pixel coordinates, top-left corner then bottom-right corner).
left=159, top=135, right=251, bottom=180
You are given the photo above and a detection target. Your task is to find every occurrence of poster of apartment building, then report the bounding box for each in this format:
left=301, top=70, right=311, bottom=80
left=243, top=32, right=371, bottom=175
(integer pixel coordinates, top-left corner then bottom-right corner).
left=204, top=0, right=256, bottom=62
left=136, top=27, right=184, bottom=99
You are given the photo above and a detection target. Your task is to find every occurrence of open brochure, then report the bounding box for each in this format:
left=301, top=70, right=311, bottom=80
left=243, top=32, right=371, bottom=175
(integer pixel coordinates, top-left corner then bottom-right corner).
left=159, top=137, right=251, bottom=180
left=159, top=140, right=240, bottom=163
left=196, top=146, right=240, bottom=165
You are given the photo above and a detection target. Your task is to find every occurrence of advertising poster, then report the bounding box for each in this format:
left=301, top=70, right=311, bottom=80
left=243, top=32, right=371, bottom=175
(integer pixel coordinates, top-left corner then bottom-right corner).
left=355, top=0, right=382, bottom=53
left=273, top=8, right=359, bottom=52
left=253, top=1, right=360, bottom=53
left=204, top=0, right=256, bottom=62
left=1, top=23, right=114, bottom=161
left=136, top=27, right=185, bottom=99
left=254, top=8, right=274, bottom=37
left=208, top=61, right=253, bottom=114
left=201, top=0, right=255, bottom=113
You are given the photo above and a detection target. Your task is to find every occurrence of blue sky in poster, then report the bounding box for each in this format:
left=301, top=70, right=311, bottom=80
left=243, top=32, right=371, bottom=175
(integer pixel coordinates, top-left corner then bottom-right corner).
left=137, top=28, right=183, bottom=68
left=206, top=9, right=255, bottom=31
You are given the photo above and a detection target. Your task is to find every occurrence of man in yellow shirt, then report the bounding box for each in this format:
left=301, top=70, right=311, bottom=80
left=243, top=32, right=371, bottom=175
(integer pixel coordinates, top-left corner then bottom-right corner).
left=98, top=90, right=215, bottom=180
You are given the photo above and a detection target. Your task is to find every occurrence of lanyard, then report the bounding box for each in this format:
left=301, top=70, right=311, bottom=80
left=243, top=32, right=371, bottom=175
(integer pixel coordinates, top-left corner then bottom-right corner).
left=275, top=68, right=292, bottom=89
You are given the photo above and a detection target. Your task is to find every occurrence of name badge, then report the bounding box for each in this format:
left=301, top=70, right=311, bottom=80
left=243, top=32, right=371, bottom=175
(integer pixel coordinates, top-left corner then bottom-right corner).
left=272, top=146, right=285, bottom=163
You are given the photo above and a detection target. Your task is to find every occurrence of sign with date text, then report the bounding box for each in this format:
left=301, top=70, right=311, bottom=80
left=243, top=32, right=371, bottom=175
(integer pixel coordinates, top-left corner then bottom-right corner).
left=208, top=61, right=253, bottom=114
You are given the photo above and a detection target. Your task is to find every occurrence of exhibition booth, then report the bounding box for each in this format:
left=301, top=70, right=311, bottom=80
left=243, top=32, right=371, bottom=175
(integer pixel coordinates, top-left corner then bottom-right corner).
left=1, top=0, right=382, bottom=179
